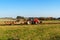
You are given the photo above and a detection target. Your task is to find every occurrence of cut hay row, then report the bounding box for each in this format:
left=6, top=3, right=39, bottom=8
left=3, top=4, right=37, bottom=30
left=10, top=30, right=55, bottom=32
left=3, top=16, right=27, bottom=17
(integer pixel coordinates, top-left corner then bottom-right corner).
left=0, top=20, right=60, bottom=25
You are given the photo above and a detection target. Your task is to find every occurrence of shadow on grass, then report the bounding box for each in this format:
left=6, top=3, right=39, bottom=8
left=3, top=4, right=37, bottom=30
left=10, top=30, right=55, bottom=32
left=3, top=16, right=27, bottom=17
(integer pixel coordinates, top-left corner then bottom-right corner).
left=50, top=35, right=60, bottom=40
left=8, top=37, right=19, bottom=40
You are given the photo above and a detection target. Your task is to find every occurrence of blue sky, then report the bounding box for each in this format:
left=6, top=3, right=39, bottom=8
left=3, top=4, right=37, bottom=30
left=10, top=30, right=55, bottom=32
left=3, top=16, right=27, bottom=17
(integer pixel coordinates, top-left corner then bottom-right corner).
left=0, top=0, right=60, bottom=18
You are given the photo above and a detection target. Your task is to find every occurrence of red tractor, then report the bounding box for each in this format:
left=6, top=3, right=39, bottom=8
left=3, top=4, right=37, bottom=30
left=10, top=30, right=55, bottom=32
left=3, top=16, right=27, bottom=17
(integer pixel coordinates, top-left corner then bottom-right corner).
left=33, top=18, right=40, bottom=24
left=27, top=18, right=42, bottom=24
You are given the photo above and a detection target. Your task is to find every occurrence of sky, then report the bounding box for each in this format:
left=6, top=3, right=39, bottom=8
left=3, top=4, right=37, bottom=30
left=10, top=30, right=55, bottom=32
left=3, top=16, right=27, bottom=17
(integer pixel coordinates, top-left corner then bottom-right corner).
left=0, top=0, right=60, bottom=18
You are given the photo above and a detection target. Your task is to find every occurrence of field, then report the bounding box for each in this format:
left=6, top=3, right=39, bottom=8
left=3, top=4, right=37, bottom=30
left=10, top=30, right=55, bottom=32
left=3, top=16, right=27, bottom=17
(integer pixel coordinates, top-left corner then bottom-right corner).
left=42, top=20, right=60, bottom=24
left=0, top=24, right=60, bottom=40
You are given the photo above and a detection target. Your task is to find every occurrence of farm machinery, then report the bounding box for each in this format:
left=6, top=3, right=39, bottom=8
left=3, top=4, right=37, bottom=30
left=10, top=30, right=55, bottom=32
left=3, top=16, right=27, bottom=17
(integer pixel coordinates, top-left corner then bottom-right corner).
left=26, top=18, right=42, bottom=24
left=0, top=18, right=42, bottom=25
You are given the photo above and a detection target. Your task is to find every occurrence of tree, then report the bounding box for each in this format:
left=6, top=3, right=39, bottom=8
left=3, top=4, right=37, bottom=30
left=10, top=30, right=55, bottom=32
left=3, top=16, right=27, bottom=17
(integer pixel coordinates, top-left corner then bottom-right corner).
left=16, top=16, right=24, bottom=19
left=57, top=17, right=60, bottom=20
left=16, top=16, right=25, bottom=22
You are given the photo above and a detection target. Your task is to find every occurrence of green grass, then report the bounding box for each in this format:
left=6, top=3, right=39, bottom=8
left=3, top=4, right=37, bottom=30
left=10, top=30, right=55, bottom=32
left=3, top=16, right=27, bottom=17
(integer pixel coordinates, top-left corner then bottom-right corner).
left=0, top=24, right=60, bottom=40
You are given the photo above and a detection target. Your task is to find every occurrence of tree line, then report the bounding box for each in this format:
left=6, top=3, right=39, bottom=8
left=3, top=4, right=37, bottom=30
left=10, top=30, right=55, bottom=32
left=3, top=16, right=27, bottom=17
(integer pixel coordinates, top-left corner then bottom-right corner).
left=16, top=16, right=60, bottom=20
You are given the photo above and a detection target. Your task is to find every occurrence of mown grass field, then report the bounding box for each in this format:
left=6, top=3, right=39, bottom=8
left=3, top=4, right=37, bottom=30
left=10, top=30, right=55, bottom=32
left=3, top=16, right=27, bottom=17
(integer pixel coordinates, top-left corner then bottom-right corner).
left=0, top=24, right=60, bottom=40
left=42, top=20, right=60, bottom=24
